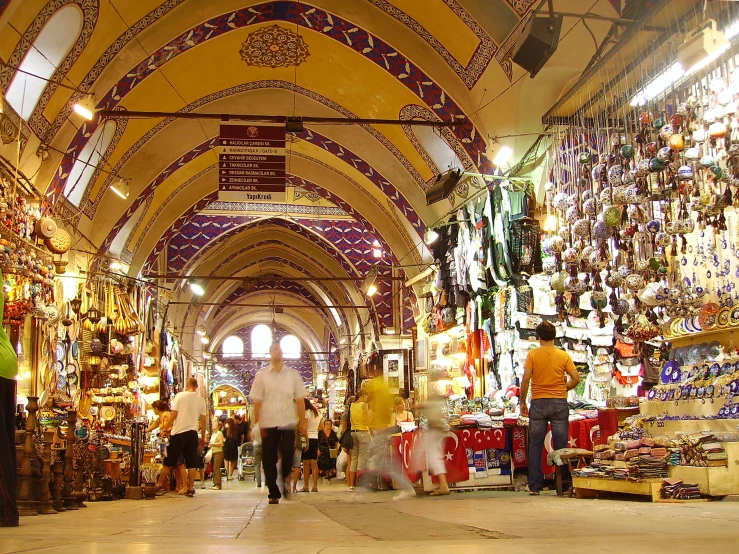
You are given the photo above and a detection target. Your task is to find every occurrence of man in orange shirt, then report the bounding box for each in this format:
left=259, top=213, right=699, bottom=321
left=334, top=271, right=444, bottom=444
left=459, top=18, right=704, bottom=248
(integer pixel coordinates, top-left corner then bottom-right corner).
left=520, top=321, right=580, bottom=495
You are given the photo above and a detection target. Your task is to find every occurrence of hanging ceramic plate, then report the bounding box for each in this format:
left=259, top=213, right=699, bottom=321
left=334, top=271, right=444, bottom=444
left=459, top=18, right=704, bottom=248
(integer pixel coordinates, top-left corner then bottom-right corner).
left=66, top=361, right=77, bottom=376
left=718, top=307, right=731, bottom=328
left=56, top=360, right=64, bottom=373
left=57, top=373, right=66, bottom=389
left=101, top=406, right=116, bottom=421
left=71, top=341, right=79, bottom=358
left=39, top=387, right=51, bottom=407
left=56, top=343, right=65, bottom=363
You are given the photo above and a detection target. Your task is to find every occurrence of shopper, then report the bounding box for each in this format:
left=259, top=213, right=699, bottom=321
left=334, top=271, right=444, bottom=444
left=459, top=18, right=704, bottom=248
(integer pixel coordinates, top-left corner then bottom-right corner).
left=317, top=419, right=339, bottom=482
left=287, top=430, right=302, bottom=494
left=149, top=401, right=186, bottom=494
left=393, top=397, right=414, bottom=426
left=236, top=413, right=250, bottom=454
left=300, top=399, right=321, bottom=492
left=223, top=417, right=239, bottom=480
left=160, top=377, right=207, bottom=498
left=0, top=269, right=18, bottom=527
left=249, top=342, right=307, bottom=505
left=520, top=320, right=580, bottom=496
left=348, top=386, right=370, bottom=491
left=209, top=420, right=225, bottom=490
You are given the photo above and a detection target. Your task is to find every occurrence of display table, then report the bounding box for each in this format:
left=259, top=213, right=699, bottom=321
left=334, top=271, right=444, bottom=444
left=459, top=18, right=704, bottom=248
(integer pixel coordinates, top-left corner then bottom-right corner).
left=541, top=418, right=599, bottom=479
left=391, top=427, right=513, bottom=491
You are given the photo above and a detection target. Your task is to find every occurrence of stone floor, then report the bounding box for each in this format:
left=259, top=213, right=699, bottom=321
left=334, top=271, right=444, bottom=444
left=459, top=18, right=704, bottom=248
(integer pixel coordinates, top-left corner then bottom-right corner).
left=3, top=477, right=739, bottom=553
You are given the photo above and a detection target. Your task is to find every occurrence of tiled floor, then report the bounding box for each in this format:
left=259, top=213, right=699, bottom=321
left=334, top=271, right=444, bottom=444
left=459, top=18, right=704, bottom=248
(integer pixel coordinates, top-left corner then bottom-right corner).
left=3, top=478, right=739, bottom=553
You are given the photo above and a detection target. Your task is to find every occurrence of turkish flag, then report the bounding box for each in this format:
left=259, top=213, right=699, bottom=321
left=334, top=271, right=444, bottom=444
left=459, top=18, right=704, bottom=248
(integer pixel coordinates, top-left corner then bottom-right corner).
left=439, top=432, right=470, bottom=484
left=459, top=428, right=507, bottom=451
left=392, top=431, right=422, bottom=484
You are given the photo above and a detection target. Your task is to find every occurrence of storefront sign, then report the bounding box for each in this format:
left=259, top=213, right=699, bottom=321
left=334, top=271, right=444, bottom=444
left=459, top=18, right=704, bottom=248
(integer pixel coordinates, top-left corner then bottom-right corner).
left=219, top=122, right=286, bottom=192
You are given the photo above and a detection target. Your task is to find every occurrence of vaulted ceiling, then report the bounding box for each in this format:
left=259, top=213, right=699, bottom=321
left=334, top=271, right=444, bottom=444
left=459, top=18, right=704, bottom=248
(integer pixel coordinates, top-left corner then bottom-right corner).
left=0, top=0, right=629, bottom=365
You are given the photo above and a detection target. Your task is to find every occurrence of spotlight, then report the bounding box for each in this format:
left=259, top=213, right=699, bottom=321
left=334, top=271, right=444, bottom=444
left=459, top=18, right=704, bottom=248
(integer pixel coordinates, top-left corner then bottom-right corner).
left=188, top=279, right=205, bottom=296
left=110, top=178, right=130, bottom=199
left=493, top=146, right=513, bottom=168
left=200, top=335, right=210, bottom=345
left=196, top=326, right=207, bottom=336
left=73, top=94, right=97, bottom=120
left=109, top=261, right=122, bottom=271
left=424, top=229, right=439, bottom=245
left=361, top=267, right=378, bottom=297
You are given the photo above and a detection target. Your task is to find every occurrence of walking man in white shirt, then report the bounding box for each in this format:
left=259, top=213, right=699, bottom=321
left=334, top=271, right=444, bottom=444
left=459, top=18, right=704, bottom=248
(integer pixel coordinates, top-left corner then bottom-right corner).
left=249, top=342, right=307, bottom=505
left=161, top=377, right=207, bottom=497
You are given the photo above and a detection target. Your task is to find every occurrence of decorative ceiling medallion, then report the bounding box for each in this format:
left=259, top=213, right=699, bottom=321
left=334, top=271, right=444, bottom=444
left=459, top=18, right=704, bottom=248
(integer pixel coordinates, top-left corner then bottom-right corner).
left=240, top=24, right=309, bottom=68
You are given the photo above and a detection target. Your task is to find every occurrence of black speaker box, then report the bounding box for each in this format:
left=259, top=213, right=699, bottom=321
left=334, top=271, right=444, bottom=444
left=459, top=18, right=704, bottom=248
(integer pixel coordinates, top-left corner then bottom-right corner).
left=511, top=15, right=563, bottom=78
left=425, top=169, right=463, bottom=205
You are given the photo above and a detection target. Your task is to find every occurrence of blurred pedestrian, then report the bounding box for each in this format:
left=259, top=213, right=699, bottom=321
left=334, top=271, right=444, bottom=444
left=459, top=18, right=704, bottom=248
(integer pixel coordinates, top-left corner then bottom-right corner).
left=300, top=399, right=320, bottom=492
left=348, top=386, right=370, bottom=491
left=249, top=342, right=307, bottom=505
left=252, top=421, right=263, bottom=488
left=0, top=273, right=18, bottom=527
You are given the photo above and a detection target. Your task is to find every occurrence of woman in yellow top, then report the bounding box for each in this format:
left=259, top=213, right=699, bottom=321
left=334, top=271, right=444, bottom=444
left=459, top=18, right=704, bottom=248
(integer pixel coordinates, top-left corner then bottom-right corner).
left=347, top=385, right=370, bottom=491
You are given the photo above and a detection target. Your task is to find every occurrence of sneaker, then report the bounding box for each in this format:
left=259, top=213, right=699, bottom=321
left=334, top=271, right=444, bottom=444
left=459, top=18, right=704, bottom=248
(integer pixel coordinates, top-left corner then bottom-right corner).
left=200, top=483, right=206, bottom=490
left=528, top=491, right=540, bottom=496
left=211, top=485, right=221, bottom=490
left=268, top=498, right=279, bottom=505
left=348, top=486, right=355, bottom=492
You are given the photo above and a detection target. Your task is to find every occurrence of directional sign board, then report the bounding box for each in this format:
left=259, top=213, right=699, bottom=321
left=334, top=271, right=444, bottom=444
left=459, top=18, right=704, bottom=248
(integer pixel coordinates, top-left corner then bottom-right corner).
left=219, top=122, right=286, bottom=194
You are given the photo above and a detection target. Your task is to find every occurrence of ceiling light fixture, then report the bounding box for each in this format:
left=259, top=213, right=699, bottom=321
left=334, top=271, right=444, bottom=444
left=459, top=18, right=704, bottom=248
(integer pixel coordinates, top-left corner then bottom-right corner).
left=109, top=260, right=122, bottom=271
left=73, top=93, right=97, bottom=120
left=361, top=266, right=378, bottom=297
left=200, top=336, right=210, bottom=345
left=196, top=326, right=207, bottom=336
left=493, top=146, right=513, bottom=168
left=677, top=19, right=730, bottom=75
left=424, top=229, right=439, bottom=245
left=202, top=351, right=211, bottom=360
left=110, top=178, right=130, bottom=199
left=188, top=279, right=205, bottom=296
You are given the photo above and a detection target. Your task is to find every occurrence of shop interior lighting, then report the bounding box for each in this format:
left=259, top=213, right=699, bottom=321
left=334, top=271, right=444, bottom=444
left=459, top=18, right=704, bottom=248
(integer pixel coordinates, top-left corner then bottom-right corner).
left=492, top=146, right=513, bottom=168
left=424, top=229, right=439, bottom=245
left=200, top=335, right=210, bottom=345
left=219, top=390, right=227, bottom=398
left=110, top=178, right=130, bottom=199
left=214, top=409, right=223, bottom=416
left=361, top=266, right=378, bottom=296
left=188, top=279, right=205, bottom=296
left=543, top=214, right=559, bottom=232
left=73, top=93, right=97, bottom=120
left=202, top=351, right=211, bottom=360
left=631, top=19, right=734, bottom=107
left=196, top=326, right=207, bottom=336
left=109, top=260, right=122, bottom=271
left=382, top=327, right=396, bottom=335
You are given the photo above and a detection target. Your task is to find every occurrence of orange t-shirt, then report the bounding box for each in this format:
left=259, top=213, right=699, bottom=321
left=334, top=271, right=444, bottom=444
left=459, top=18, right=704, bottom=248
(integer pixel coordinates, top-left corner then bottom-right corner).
left=524, top=345, right=575, bottom=399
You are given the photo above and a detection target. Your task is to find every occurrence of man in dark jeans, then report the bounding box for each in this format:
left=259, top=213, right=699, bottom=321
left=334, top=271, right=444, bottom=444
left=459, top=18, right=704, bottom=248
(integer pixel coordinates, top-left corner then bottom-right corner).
left=0, top=269, right=19, bottom=526
left=520, top=321, right=580, bottom=495
left=249, top=342, right=307, bottom=504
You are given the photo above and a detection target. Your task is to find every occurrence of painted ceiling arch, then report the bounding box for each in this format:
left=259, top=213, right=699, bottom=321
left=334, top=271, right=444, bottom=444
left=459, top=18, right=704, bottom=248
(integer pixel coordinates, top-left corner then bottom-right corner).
left=0, top=0, right=629, bottom=366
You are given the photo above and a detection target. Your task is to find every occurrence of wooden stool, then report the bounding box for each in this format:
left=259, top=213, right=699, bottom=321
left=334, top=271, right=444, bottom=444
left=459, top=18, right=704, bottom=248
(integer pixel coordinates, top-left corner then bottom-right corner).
left=553, top=450, right=593, bottom=497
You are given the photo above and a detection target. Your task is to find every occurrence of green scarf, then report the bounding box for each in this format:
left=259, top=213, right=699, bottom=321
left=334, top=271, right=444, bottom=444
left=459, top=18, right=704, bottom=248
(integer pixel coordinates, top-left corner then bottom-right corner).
left=0, top=270, right=18, bottom=379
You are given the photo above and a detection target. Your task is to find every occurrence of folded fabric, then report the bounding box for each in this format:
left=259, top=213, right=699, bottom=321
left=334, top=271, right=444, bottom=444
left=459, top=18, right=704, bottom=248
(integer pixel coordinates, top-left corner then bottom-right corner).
left=641, top=437, right=655, bottom=447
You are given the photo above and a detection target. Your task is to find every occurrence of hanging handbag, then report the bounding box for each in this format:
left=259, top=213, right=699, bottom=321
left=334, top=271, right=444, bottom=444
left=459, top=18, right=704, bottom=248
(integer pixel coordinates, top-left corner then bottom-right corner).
left=339, top=407, right=354, bottom=450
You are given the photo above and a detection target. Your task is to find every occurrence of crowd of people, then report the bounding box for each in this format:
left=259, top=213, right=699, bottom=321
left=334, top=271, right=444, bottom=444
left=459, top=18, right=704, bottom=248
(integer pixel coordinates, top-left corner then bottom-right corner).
left=147, top=342, right=455, bottom=501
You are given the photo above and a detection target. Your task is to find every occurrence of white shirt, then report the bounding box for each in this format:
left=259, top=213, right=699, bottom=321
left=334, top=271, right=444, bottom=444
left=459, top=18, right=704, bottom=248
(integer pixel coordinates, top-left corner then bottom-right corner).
left=306, top=411, right=321, bottom=439
left=170, top=390, right=206, bottom=436
left=249, top=364, right=307, bottom=429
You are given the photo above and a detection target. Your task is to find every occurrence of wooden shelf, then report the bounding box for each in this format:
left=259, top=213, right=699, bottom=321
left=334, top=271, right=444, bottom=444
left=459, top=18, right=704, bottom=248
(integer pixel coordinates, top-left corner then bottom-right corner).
left=573, top=476, right=662, bottom=501
left=660, top=327, right=739, bottom=343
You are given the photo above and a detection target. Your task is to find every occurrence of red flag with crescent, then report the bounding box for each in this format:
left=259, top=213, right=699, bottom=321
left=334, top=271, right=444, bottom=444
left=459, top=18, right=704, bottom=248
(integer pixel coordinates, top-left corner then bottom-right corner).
left=440, top=432, right=470, bottom=484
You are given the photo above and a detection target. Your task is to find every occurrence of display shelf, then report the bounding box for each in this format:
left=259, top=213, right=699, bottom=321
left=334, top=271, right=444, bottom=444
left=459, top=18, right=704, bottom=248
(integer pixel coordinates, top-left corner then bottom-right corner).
left=640, top=398, right=738, bottom=418
left=640, top=418, right=739, bottom=435
left=572, top=476, right=662, bottom=501
left=659, top=327, right=739, bottom=343
left=667, top=464, right=738, bottom=497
